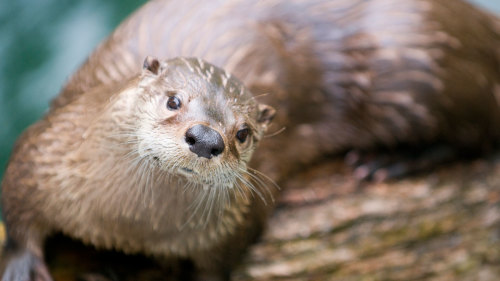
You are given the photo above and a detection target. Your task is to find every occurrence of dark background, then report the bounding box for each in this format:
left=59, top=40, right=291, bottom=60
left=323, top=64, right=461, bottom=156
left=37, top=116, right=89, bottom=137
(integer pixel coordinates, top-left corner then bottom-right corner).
left=0, top=0, right=498, bottom=182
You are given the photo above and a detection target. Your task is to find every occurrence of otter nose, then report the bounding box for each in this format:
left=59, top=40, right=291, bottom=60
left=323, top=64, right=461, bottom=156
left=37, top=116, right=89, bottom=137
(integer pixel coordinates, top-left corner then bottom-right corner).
left=185, top=124, right=225, bottom=159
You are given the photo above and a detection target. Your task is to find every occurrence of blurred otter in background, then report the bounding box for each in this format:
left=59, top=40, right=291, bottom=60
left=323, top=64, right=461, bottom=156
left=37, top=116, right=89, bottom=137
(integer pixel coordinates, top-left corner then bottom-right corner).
left=1, top=0, right=500, bottom=280
left=59, top=0, right=500, bottom=181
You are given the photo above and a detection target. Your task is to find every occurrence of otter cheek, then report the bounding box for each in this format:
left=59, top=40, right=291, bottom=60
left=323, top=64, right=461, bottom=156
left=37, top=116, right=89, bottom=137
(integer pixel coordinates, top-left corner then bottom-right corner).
left=240, top=148, right=254, bottom=164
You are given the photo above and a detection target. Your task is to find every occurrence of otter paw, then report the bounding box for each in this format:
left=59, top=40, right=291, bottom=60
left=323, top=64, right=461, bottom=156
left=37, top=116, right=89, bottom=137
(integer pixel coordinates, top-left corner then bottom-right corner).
left=1, top=250, right=53, bottom=281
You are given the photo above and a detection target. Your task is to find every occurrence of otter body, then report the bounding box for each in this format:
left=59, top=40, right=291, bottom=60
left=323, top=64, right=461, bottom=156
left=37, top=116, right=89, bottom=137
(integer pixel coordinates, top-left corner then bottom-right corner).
left=58, top=0, right=500, bottom=178
left=2, top=0, right=500, bottom=280
left=1, top=57, right=274, bottom=280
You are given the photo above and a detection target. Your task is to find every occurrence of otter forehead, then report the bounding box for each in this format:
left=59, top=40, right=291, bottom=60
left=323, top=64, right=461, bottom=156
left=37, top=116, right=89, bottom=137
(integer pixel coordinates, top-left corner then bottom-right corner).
left=159, top=57, right=257, bottom=126
left=163, top=57, right=254, bottom=100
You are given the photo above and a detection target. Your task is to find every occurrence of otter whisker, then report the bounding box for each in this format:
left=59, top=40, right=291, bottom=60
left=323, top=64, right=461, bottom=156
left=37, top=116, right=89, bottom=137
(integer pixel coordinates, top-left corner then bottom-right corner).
left=183, top=183, right=209, bottom=229
left=202, top=187, right=215, bottom=227
left=247, top=167, right=280, bottom=192
left=241, top=167, right=279, bottom=204
left=234, top=170, right=267, bottom=205
left=263, top=126, right=286, bottom=138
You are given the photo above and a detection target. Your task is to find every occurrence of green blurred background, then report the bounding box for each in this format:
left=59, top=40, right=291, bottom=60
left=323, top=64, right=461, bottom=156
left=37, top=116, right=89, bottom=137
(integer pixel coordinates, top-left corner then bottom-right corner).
left=0, top=0, right=499, bottom=182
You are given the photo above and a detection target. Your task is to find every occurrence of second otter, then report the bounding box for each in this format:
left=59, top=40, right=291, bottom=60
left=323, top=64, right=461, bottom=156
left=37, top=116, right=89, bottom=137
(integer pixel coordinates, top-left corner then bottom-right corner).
left=0, top=57, right=275, bottom=280
left=59, top=0, right=500, bottom=181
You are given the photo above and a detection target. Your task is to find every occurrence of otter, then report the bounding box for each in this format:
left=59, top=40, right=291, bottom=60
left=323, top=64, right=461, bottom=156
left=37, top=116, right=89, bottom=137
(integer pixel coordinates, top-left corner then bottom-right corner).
left=0, top=57, right=275, bottom=280
left=2, top=0, right=500, bottom=279
left=56, top=0, right=500, bottom=181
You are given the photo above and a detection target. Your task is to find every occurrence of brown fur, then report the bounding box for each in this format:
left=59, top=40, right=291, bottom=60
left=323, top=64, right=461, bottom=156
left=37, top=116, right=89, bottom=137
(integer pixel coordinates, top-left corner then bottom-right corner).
left=2, top=0, right=500, bottom=280
left=57, top=0, right=500, bottom=180
left=1, top=57, right=274, bottom=280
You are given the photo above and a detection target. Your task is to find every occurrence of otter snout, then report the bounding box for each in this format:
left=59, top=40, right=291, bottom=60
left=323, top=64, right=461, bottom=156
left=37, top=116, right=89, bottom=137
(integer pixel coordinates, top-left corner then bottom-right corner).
left=185, top=124, right=225, bottom=159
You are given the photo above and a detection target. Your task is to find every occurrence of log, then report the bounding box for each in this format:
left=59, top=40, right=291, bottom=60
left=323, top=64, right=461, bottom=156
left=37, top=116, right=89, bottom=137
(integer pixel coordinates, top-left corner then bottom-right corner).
left=233, top=156, right=500, bottom=280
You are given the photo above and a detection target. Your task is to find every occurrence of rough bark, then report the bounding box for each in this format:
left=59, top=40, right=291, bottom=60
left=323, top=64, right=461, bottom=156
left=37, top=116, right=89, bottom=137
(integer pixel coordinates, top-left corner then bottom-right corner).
left=233, top=155, right=500, bottom=281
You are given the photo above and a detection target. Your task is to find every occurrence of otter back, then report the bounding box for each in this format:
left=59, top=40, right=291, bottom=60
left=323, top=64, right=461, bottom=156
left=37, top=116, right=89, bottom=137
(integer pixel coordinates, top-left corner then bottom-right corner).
left=58, top=0, right=500, bottom=163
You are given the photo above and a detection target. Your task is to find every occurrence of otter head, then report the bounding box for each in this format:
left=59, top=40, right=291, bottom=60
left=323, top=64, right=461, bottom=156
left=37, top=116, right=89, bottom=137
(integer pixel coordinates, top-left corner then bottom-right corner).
left=132, top=56, right=275, bottom=190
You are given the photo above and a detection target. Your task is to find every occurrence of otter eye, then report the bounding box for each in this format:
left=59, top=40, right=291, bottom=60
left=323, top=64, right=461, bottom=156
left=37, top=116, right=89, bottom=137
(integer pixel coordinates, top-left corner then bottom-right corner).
left=236, top=128, right=250, bottom=143
left=167, top=96, right=181, bottom=110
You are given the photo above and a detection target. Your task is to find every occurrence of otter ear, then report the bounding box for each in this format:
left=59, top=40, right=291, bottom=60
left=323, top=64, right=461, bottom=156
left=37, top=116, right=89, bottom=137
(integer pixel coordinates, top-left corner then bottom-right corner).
left=143, top=56, right=161, bottom=75
left=257, top=104, right=275, bottom=128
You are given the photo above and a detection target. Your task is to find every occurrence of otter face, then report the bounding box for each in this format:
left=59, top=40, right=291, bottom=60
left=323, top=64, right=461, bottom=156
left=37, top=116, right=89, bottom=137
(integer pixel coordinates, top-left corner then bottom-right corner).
left=133, top=56, right=275, bottom=189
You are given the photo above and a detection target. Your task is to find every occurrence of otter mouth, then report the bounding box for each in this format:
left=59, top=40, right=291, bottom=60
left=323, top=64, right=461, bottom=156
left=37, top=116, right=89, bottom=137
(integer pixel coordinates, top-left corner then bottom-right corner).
left=180, top=167, right=195, bottom=174
left=177, top=167, right=235, bottom=188
left=178, top=167, right=199, bottom=178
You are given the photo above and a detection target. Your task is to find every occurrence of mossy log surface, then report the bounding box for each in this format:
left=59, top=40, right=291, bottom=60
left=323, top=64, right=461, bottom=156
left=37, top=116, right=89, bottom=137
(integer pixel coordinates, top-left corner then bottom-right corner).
left=2, top=155, right=499, bottom=280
